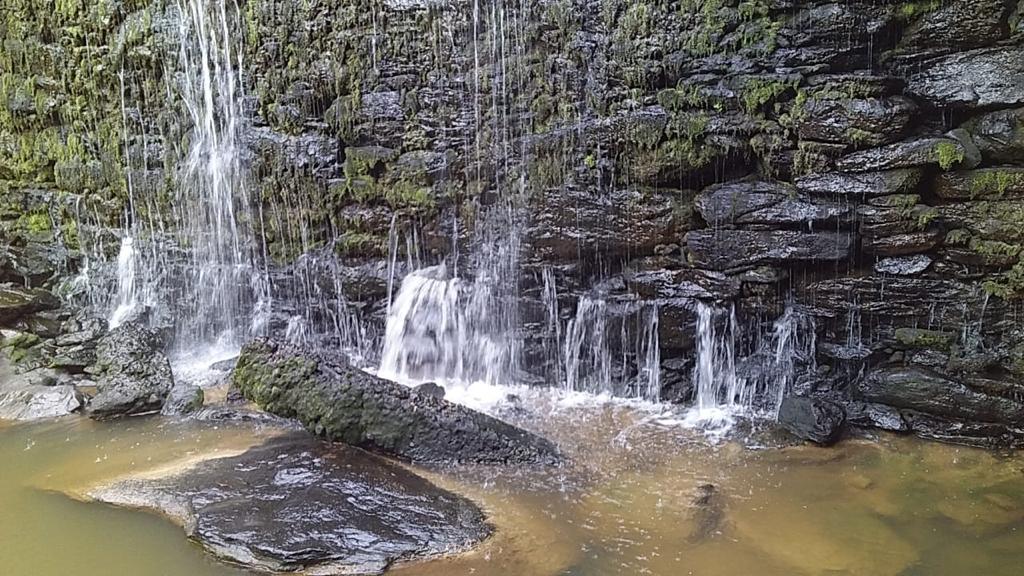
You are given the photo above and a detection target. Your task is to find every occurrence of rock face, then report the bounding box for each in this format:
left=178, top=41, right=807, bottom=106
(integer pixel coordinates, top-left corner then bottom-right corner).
left=233, top=339, right=561, bottom=464
left=6, top=0, right=1024, bottom=447
left=88, top=323, right=174, bottom=419
left=90, top=433, right=491, bottom=575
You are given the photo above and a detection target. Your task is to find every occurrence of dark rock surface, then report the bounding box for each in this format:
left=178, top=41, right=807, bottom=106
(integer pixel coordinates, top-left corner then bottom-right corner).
left=88, top=323, right=175, bottom=419
left=90, top=434, right=491, bottom=574
left=778, top=397, right=846, bottom=446
left=233, top=339, right=562, bottom=464
left=686, top=230, right=854, bottom=270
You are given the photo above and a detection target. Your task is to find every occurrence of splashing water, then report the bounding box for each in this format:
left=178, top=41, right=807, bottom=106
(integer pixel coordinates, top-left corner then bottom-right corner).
left=685, top=301, right=815, bottom=433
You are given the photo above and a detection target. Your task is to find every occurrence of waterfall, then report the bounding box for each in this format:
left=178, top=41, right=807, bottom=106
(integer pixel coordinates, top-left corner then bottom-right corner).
left=108, top=236, right=139, bottom=329
left=688, top=301, right=815, bottom=427
left=562, top=297, right=662, bottom=401
left=169, top=0, right=267, bottom=347
left=378, top=263, right=516, bottom=387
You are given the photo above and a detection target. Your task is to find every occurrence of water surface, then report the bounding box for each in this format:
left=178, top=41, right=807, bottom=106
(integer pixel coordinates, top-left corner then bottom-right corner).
left=2, top=401, right=1023, bottom=576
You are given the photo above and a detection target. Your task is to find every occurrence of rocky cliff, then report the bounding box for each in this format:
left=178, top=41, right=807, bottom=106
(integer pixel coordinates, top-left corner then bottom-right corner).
left=3, top=0, right=1024, bottom=446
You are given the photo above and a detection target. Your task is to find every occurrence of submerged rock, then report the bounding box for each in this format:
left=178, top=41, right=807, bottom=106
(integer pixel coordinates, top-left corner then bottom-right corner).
left=233, top=339, right=562, bottom=464
left=687, top=484, right=726, bottom=543
left=89, top=433, right=491, bottom=575
left=778, top=396, right=846, bottom=445
left=88, top=323, right=174, bottom=419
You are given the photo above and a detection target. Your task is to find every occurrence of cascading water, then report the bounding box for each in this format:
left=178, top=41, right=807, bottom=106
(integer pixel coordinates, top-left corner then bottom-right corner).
left=378, top=261, right=516, bottom=388
left=561, top=296, right=662, bottom=401
left=687, top=301, right=815, bottom=430
left=108, top=236, right=139, bottom=329
left=169, top=0, right=268, bottom=348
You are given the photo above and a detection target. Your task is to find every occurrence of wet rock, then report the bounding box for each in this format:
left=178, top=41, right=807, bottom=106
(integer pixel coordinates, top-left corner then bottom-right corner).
left=49, top=344, right=97, bottom=373
left=795, top=169, right=921, bottom=197
left=527, top=186, right=685, bottom=263
left=625, top=264, right=741, bottom=302
left=161, top=383, right=204, bottom=416
left=859, top=367, right=1024, bottom=426
left=686, top=230, right=854, bottom=271
left=190, top=406, right=301, bottom=428
left=0, top=383, right=82, bottom=420
left=412, top=382, right=446, bottom=399
left=894, top=328, right=955, bottom=351
left=905, top=47, right=1024, bottom=110
left=88, top=323, right=174, bottom=419
left=778, top=396, right=846, bottom=445
left=960, top=107, right=1024, bottom=163
left=845, top=402, right=907, bottom=432
left=0, top=285, right=60, bottom=326
left=874, top=255, right=932, bottom=276
left=835, top=138, right=968, bottom=172
left=233, top=339, right=561, bottom=464
left=896, top=0, right=1011, bottom=55
left=934, top=167, right=1024, bottom=200
left=694, top=179, right=853, bottom=228
left=796, top=96, right=916, bottom=147
left=862, top=229, right=943, bottom=257
left=687, top=484, right=726, bottom=543
left=89, top=434, right=490, bottom=575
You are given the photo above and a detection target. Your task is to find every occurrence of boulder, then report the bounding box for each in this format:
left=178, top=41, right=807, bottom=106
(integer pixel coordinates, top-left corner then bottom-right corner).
left=0, top=285, right=60, bottom=326
left=160, top=382, right=204, bottom=416
left=896, top=0, right=1011, bottom=55
left=694, top=179, right=853, bottom=228
left=778, top=396, right=846, bottom=445
left=835, top=138, right=968, bottom=172
left=232, top=339, right=561, bottom=465
left=527, top=186, right=686, bottom=263
left=795, top=169, right=921, bottom=197
left=685, top=230, right=854, bottom=270
left=88, top=323, right=175, bottom=419
left=906, top=47, right=1024, bottom=110
left=89, top=434, right=490, bottom=575
left=796, top=96, right=916, bottom=147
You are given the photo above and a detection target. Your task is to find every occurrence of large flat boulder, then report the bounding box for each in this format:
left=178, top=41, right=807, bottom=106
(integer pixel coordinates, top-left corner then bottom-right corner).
left=89, top=434, right=491, bottom=575
left=232, top=339, right=561, bottom=465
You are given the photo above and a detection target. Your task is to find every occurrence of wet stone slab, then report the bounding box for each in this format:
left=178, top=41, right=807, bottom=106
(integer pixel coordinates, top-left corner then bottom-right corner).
left=89, top=433, right=491, bottom=574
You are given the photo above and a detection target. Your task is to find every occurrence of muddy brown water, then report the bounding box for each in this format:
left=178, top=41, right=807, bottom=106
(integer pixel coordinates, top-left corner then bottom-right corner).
left=2, top=400, right=1024, bottom=576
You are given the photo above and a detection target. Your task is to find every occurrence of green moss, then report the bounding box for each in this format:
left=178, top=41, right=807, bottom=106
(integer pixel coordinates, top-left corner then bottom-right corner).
left=22, top=212, right=51, bottom=232
left=968, top=170, right=1024, bottom=198
left=896, top=0, right=941, bottom=21
left=935, top=141, right=964, bottom=171
left=894, top=327, right=953, bottom=350
left=740, top=78, right=794, bottom=114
